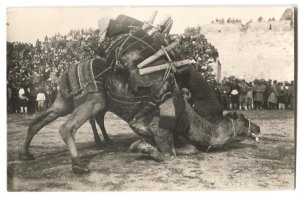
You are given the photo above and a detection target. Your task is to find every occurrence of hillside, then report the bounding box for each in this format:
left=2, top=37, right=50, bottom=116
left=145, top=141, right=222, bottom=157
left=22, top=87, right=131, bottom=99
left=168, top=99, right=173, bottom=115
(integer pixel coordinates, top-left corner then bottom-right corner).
left=202, top=24, right=294, bottom=81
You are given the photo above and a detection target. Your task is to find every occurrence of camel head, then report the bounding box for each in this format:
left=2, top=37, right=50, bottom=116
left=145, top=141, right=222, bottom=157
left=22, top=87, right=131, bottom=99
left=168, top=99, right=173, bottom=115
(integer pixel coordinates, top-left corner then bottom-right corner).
left=225, top=112, right=261, bottom=142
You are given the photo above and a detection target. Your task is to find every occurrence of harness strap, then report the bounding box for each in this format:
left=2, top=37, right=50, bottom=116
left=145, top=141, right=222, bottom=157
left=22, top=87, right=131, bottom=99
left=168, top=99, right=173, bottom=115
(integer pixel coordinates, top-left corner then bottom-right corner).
left=106, top=91, right=143, bottom=105
left=161, top=45, right=180, bottom=93
left=115, top=30, right=133, bottom=60
left=71, top=66, right=111, bottom=96
left=120, top=33, right=156, bottom=55
left=231, top=119, right=237, bottom=138
left=126, top=34, right=157, bottom=52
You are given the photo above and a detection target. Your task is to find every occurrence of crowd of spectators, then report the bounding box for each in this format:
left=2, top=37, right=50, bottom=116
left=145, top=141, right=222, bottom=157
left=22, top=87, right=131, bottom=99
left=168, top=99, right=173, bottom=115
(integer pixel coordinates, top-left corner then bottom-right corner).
left=7, top=25, right=220, bottom=114
left=6, top=25, right=294, bottom=114
left=211, top=16, right=277, bottom=24
left=214, top=77, right=295, bottom=111
left=7, top=28, right=101, bottom=114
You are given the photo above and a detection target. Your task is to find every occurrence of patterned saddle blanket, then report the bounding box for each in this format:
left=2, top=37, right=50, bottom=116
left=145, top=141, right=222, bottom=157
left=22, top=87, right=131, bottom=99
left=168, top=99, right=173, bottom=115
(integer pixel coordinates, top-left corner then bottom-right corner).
left=68, top=58, right=107, bottom=106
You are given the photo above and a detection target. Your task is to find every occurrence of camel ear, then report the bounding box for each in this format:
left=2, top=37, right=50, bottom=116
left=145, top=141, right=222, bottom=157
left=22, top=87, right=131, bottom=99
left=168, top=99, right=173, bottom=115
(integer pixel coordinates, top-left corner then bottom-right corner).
left=232, top=112, right=238, bottom=119
left=225, top=112, right=233, bottom=118
left=236, top=113, right=246, bottom=121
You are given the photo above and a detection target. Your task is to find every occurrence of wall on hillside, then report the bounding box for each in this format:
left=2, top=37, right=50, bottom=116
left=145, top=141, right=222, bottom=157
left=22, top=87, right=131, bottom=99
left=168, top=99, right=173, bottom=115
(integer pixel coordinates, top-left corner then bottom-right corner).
left=203, top=30, right=294, bottom=81
left=248, top=21, right=292, bottom=31
left=201, top=20, right=292, bottom=34
left=201, top=24, right=241, bottom=34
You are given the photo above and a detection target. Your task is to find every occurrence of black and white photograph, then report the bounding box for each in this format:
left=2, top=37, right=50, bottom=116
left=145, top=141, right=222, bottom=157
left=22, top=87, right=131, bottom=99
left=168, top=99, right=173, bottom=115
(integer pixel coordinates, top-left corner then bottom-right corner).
left=5, top=3, right=296, bottom=192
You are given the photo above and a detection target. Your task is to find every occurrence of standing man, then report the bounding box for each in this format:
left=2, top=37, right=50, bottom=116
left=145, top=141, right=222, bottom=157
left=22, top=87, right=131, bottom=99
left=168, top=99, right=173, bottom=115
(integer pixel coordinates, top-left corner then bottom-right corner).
left=278, top=82, right=287, bottom=110
left=7, top=84, right=12, bottom=113
left=238, top=79, right=248, bottom=110
left=253, top=80, right=265, bottom=110
left=288, top=80, right=295, bottom=110
left=26, top=87, right=35, bottom=114
left=18, top=87, right=28, bottom=114
left=230, top=80, right=239, bottom=110
left=36, top=89, right=46, bottom=112
left=268, top=80, right=278, bottom=109
left=264, top=80, right=272, bottom=109
left=51, top=85, right=58, bottom=106
left=219, top=79, right=231, bottom=110
left=246, top=82, right=254, bottom=110
left=45, top=86, right=52, bottom=109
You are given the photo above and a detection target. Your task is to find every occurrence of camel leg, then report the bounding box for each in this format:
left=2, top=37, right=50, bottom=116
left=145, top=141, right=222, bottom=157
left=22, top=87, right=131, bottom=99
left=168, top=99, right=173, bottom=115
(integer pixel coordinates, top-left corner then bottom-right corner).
left=19, top=92, right=72, bottom=160
left=94, top=111, right=113, bottom=144
left=150, top=116, right=176, bottom=158
left=89, top=116, right=102, bottom=146
left=59, top=93, right=105, bottom=174
left=129, top=115, right=176, bottom=161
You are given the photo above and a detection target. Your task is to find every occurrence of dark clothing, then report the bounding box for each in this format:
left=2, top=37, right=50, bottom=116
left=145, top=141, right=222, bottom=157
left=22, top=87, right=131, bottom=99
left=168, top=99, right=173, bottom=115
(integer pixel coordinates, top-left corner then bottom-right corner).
left=176, top=68, right=223, bottom=118
left=288, top=85, right=295, bottom=109
left=230, top=83, right=239, bottom=108
left=45, top=91, right=52, bottom=108
left=213, top=86, right=222, bottom=107
left=10, top=88, right=19, bottom=113
left=278, top=86, right=288, bottom=104
left=19, top=99, right=28, bottom=107
left=27, top=90, right=36, bottom=114
left=264, top=84, right=272, bottom=108
left=253, top=84, right=265, bottom=109
left=218, top=84, right=230, bottom=109
left=253, top=84, right=265, bottom=102
left=238, top=82, right=248, bottom=95
left=7, top=87, right=13, bottom=113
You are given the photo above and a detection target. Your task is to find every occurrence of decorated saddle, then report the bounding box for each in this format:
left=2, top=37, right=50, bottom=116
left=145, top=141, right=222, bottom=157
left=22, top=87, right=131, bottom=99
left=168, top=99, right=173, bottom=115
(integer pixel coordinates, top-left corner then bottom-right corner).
left=67, top=58, right=108, bottom=106
left=105, top=15, right=144, bottom=37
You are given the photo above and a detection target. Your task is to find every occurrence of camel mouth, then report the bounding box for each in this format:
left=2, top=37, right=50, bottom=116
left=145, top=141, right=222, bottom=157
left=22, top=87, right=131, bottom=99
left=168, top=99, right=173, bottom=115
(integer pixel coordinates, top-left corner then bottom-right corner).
left=251, top=133, right=260, bottom=142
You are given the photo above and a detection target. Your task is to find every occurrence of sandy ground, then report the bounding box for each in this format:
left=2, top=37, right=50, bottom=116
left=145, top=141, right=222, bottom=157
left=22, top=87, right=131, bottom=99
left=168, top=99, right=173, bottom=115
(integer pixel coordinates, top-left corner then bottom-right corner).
left=7, top=110, right=295, bottom=191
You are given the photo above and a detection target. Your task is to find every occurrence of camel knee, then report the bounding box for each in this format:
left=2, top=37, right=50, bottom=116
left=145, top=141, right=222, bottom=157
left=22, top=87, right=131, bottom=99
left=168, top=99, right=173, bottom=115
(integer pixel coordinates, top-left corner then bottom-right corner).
left=130, top=119, right=152, bottom=139
left=59, top=122, right=79, bottom=141
left=27, top=122, right=41, bottom=137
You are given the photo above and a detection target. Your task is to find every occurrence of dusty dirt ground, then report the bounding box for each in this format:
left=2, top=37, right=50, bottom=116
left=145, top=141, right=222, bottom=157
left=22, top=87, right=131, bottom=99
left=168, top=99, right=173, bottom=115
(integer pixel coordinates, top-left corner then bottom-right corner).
left=7, top=110, right=295, bottom=191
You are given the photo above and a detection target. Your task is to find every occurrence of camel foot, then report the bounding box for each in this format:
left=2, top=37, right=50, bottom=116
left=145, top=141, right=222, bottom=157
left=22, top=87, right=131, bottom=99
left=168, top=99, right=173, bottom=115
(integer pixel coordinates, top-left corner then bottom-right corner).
left=71, top=158, right=90, bottom=174
left=18, top=151, right=35, bottom=161
left=176, top=144, right=199, bottom=155
left=129, top=139, right=171, bottom=162
left=105, top=138, right=114, bottom=144
left=94, top=137, right=102, bottom=147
